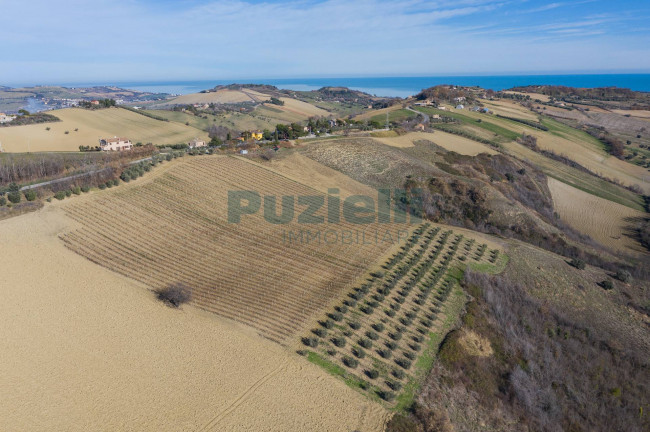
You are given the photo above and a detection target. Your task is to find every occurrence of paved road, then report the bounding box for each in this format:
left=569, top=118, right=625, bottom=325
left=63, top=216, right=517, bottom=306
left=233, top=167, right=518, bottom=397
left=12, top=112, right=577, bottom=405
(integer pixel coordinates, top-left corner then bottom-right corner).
left=20, top=155, right=155, bottom=191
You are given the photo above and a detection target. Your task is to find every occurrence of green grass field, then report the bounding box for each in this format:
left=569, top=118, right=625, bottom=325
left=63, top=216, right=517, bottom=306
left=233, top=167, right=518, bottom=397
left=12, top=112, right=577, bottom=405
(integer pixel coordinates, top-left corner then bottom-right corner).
left=370, top=109, right=419, bottom=124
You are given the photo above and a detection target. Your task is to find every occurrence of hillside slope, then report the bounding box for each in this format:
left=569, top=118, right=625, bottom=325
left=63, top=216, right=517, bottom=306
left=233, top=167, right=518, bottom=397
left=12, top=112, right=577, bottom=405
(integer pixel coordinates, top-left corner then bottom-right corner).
left=0, top=107, right=207, bottom=152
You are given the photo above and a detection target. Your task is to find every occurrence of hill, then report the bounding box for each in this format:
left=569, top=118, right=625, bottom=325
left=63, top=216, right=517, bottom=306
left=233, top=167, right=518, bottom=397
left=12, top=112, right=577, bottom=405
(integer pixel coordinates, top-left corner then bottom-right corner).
left=0, top=107, right=207, bottom=152
left=1, top=84, right=649, bottom=432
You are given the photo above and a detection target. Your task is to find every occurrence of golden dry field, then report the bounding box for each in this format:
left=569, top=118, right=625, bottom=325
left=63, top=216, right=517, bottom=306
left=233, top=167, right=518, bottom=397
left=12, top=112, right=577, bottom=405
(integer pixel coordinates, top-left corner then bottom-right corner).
left=60, top=155, right=413, bottom=344
left=502, top=91, right=551, bottom=102
left=0, top=205, right=388, bottom=432
left=275, top=97, right=331, bottom=117
left=0, top=107, right=208, bottom=152
left=548, top=177, right=647, bottom=254
left=372, top=131, right=498, bottom=155
left=483, top=99, right=540, bottom=121
left=611, top=109, right=650, bottom=120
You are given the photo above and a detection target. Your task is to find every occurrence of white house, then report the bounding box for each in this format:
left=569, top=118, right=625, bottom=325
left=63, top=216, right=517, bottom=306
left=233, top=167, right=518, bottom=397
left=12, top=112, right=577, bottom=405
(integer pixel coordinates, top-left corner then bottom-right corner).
left=188, top=138, right=206, bottom=148
left=99, top=136, right=133, bottom=151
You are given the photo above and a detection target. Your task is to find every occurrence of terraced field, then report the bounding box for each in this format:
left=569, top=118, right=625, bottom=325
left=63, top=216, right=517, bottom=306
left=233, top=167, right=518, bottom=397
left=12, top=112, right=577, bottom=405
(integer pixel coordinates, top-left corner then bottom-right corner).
left=300, top=223, right=503, bottom=406
left=60, top=155, right=412, bottom=344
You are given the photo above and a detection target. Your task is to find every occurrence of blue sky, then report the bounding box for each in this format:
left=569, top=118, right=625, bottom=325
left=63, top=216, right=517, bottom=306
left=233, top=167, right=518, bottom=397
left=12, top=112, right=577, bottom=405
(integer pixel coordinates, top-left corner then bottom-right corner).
left=1, top=0, right=649, bottom=84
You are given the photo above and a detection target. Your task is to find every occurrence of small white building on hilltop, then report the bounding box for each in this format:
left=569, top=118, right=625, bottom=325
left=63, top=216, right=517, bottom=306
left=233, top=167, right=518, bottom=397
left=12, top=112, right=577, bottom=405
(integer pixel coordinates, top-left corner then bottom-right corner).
left=188, top=138, right=206, bottom=148
left=99, top=136, right=133, bottom=151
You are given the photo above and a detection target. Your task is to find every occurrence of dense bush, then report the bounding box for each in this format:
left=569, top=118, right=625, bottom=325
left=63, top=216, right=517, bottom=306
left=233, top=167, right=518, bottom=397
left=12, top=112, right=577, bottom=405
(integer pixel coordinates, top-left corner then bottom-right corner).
left=342, top=356, right=358, bottom=368
left=365, top=369, right=379, bottom=379
left=302, top=337, right=318, bottom=348
left=404, top=351, right=416, bottom=360
left=7, top=184, right=21, bottom=203
left=155, top=283, right=192, bottom=307
left=23, top=189, right=37, bottom=201
left=322, top=319, right=334, bottom=329
left=54, top=191, right=66, bottom=200
left=386, top=380, right=402, bottom=391
left=332, top=336, right=346, bottom=348
left=348, top=321, right=361, bottom=330
left=72, top=186, right=81, bottom=195
left=353, top=347, right=366, bottom=358
left=395, top=358, right=412, bottom=369
left=366, top=330, right=379, bottom=340
left=359, top=338, right=373, bottom=349
left=372, top=323, right=385, bottom=332
left=81, top=185, right=90, bottom=193
left=385, top=341, right=397, bottom=350
left=0, top=197, right=5, bottom=206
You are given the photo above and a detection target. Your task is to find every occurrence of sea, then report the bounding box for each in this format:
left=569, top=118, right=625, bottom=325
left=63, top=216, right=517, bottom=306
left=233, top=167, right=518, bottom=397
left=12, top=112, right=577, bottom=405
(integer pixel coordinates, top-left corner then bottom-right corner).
left=95, top=74, right=650, bottom=98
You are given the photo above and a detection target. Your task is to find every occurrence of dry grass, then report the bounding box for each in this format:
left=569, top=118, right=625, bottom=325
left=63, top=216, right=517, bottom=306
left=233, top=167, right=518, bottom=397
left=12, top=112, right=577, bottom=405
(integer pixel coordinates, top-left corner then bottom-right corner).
left=502, top=91, right=551, bottom=102
left=483, top=99, right=540, bottom=121
left=457, top=329, right=493, bottom=357
left=60, top=155, right=409, bottom=344
left=611, top=109, right=650, bottom=120
left=504, top=241, right=650, bottom=357
left=0, top=205, right=388, bottom=432
left=460, top=110, right=650, bottom=193
left=547, top=177, right=647, bottom=255
left=276, top=97, right=331, bottom=117
left=0, top=107, right=207, bottom=152
left=372, top=131, right=498, bottom=155
left=264, top=152, right=379, bottom=198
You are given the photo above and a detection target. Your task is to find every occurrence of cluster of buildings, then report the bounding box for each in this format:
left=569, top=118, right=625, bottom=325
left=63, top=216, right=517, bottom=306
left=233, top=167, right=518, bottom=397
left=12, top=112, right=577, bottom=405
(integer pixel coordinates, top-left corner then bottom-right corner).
left=237, top=130, right=264, bottom=141
left=97, top=137, right=207, bottom=152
